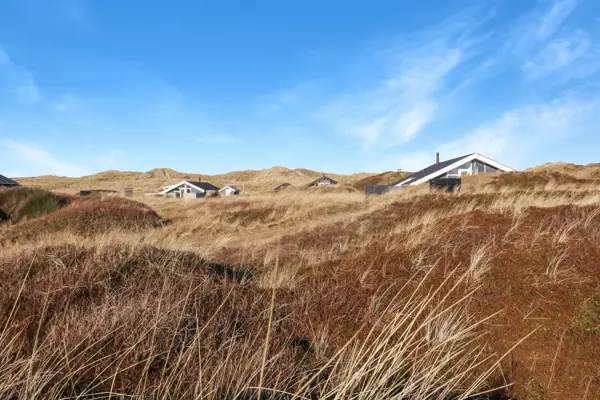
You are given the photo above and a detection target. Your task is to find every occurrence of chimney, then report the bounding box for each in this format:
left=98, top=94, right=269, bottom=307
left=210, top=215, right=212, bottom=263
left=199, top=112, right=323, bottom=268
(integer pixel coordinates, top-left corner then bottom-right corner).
left=436, top=152, right=440, bottom=164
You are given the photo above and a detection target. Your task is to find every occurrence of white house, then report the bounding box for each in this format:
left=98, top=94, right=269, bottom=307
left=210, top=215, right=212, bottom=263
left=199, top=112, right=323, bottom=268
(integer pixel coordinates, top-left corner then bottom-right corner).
left=392, top=153, right=514, bottom=187
left=219, top=185, right=240, bottom=196
left=160, top=180, right=220, bottom=198
left=308, top=175, right=338, bottom=187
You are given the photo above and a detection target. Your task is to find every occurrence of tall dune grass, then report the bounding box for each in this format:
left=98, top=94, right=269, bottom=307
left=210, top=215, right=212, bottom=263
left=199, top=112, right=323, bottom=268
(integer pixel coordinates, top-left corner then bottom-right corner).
left=0, top=239, right=510, bottom=399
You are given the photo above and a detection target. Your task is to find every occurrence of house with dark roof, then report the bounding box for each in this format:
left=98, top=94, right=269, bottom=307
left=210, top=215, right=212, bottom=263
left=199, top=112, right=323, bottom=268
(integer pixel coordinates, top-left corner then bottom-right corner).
left=308, top=175, right=338, bottom=187
left=274, top=182, right=292, bottom=191
left=0, top=174, right=19, bottom=188
left=160, top=180, right=220, bottom=198
left=392, top=153, right=514, bottom=187
left=219, top=185, right=240, bottom=197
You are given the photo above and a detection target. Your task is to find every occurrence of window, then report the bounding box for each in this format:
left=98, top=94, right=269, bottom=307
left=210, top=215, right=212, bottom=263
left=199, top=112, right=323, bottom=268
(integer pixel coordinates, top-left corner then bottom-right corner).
left=472, top=160, right=499, bottom=174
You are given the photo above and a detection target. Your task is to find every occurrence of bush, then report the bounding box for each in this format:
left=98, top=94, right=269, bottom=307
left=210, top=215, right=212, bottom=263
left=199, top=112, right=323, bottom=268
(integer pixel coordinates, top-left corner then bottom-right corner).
left=0, top=187, right=70, bottom=223
left=0, top=195, right=165, bottom=244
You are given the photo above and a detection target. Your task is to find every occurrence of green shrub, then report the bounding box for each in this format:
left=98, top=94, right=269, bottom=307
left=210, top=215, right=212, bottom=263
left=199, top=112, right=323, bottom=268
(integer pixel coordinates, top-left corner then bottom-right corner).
left=0, top=187, right=70, bottom=223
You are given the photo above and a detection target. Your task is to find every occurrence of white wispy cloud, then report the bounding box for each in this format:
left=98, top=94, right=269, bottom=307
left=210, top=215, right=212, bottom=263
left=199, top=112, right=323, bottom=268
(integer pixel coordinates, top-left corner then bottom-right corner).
left=508, top=0, right=578, bottom=56
left=524, top=29, right=600, bottom=81
left=0, top=46, right=40, bottom=104
left=395, top=94, right=598, bottom=171
left=317, top=0, right=595, bottom=160
left=53, top=93, right=79, bottom=112
left=316, top=36, right=468, bottom=148
left=195, top=134, right=235, bottom=145
left=524, top=31, right=590, bottom=76
left=457, top=0, right=583, bottom=86
left=0, top=140, right=88, bottom=177
left=537, top=0, right=578, bottom=40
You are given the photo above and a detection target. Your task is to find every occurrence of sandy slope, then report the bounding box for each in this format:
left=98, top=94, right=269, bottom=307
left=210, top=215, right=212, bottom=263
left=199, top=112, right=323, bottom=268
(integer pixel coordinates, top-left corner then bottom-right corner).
left=12, top=161, right=600, bottom=195
left=12, top=166, right=379, bottom=194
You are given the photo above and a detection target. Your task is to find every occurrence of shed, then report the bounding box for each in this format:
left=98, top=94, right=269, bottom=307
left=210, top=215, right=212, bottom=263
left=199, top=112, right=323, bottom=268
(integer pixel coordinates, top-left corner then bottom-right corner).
left=219, top=185, right=240, bottom=197
left=429, top=178, right=461, bottom=192
left=365, top=185, right=396, bottom=196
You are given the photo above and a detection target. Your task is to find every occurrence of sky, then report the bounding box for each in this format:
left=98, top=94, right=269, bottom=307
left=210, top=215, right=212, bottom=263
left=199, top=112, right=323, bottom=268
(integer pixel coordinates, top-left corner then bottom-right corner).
left=1, top=0, right=600, bottom=177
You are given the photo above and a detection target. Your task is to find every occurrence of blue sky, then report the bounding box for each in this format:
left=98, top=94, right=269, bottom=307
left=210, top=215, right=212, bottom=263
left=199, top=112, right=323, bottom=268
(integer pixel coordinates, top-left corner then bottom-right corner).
left=1, top=0, right=600, bottom=177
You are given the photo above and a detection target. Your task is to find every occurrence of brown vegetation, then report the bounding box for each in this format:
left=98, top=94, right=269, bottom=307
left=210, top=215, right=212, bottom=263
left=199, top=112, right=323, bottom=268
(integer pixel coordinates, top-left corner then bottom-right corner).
left=351, top=170, right=411, bottom=190
left=0, top=193, right=164, bottom=244
left=1, top=167, right=600, bottom=399
left=13, top=166, right=376, bottom=195
left=0, top=187, right=72, bottom=223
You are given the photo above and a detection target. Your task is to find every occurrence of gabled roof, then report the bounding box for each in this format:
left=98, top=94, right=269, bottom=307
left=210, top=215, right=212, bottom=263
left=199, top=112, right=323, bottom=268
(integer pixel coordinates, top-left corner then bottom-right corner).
left=274, top=182, right=292, bottom=190
left=392, top=153, right=515, bottom=187
left=161, top=180, right=220, bottom=194
left=219, top=185, right=239, bottom=192
left=308, top=176, right=338, bottom=186
left=0, top=174, right=19, bottom=186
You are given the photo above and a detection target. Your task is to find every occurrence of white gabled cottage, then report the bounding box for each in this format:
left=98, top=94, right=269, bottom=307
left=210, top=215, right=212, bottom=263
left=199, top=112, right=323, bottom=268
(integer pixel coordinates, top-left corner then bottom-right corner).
left=160, top=180, right=220, bottom=198
left=219, top=185, right=240, bottom=197
left=392, top=153, right=515, bottom=187
left=308, top=174, right=338, bottom=187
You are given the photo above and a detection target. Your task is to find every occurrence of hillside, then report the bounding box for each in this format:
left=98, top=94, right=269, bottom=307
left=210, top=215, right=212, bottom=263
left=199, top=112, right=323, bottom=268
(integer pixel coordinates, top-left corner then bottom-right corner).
left=13, top=161, right=600, bottom=195
left=13, top=166, right=377, bottom=194
left=1, top=167, right=600, bottom=399
left=351, top=170, right=411, bottom=190
left=526, top=161, right=600, bottom=179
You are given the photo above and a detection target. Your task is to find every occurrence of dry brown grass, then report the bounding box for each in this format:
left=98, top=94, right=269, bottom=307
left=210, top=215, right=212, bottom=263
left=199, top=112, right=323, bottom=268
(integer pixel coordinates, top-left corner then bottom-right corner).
left=2, top=169, right=600, bottom=399
left=0, top=194, right=165, bottom=245
left=13, top=166, right=376, bottom=195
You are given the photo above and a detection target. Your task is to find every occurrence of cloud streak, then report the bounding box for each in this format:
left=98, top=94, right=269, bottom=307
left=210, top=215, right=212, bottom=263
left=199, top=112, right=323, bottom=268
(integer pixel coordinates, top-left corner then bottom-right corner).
left=316, top=35, right=469, bottom=148
left=395, top=93, right=598, bottom=171
left=0, top=140, right=88, bottom=177
left=0, top=46, right=40, bottom=104
left=270, top=0, right=598, bottom=167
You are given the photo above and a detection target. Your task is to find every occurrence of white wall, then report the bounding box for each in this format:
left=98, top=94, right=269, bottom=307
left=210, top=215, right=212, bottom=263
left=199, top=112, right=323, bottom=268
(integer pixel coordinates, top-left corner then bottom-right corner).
left=315, top=178, right=333, bottom=186
left=220, top=187, right=239, bottom=196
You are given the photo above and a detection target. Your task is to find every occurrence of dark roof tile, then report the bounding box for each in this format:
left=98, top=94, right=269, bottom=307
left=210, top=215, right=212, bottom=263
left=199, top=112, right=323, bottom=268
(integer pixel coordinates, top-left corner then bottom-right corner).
left=274, top=182, right=292, bottom=190
left=187, top=181, right=220, bottom=191
left=0, top=174, right=19, bottom=186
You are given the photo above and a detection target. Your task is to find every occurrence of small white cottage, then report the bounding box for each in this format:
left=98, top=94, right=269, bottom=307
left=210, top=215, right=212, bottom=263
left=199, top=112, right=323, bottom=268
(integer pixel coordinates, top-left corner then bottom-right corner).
left=160, top=180, right=220, bottom=198
left=308, top=175, right=338, bottom=187
left=219, top=185, right=240, bottom=197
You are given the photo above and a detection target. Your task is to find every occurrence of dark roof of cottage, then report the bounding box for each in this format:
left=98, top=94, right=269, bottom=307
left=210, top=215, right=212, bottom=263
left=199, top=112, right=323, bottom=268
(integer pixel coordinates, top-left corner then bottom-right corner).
left=391, top=154, right=474, bottom=186
left=274, top=182, right=292, bottom=190
left=186, top=181, right=220, bottom=191
left=0, top=174, right=19, bottom=186
left=308, top=176, right=338, bottom=186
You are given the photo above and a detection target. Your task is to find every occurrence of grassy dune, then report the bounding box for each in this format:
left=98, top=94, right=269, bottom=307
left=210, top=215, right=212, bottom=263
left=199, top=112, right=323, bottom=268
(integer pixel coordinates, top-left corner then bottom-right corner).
left=12, top=166, right=375, bottom=195
left=1, top=169, right=599, bottom=399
